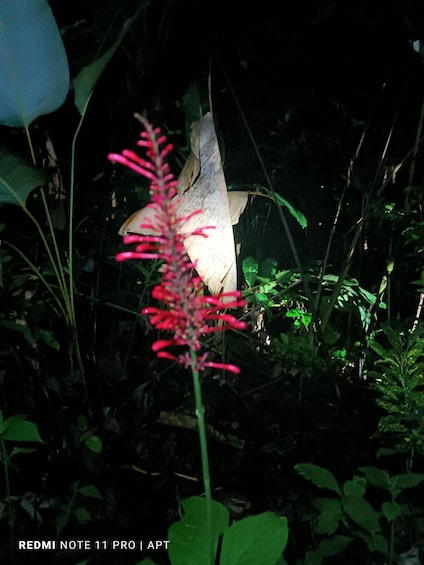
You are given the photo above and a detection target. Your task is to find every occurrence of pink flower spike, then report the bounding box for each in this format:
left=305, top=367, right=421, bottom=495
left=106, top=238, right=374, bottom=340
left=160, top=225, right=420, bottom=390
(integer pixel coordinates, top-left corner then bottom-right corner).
left=116, top=251, right=160, bottom=261
left=115, top=251, right=141, bottom=262
left=121, top=150, right=155, bottom=171
left=201, top=361, right=241, bottom=374
left=156, top=351, right=179, bottom=362
left=152, top=339, right=177, bottom=352
left=113, top=114, right=245, bottom=376
left=123, top=235, right=144, bottom=244
left=108, top=153, right=156, bottom=180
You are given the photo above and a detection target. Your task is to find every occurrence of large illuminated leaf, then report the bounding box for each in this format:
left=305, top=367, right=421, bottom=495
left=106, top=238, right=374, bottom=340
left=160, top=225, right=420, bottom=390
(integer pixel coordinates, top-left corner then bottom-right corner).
left=118, top=114, right=306, bottom=296
left=178, top=113, right=239, bottom=296
left=0, top=0, right=69, bottom=128
left=120, top=114, right=246, bottom=297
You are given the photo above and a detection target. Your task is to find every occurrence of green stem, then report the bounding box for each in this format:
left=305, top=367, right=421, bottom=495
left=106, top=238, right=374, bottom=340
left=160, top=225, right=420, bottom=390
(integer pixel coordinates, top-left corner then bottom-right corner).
left=0, top=439, right=14, bottom=546
left=388, top=515, right=394, bottom=565
left=5, top=241, right=69, bottom=321
left=69, top=106, right=89, bottom=325
left=190, top=350, right=214, bottom=565
left=39, top=189, right=74, bottom=323
left=24, top=125, right=36, bottom=165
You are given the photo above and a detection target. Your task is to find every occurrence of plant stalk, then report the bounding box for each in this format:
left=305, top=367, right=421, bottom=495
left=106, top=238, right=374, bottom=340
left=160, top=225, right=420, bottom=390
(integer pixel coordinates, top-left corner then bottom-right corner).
left=190, top=350, right=214, bottom=565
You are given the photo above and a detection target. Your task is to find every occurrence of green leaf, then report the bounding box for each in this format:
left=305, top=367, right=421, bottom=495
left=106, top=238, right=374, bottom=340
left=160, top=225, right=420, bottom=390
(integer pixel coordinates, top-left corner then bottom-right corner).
left=375, top=447, right=398, bottom=459
left=259, top=258, right=277, bottom=278
left=259, top=186, right=307, bottom=228
left=358, top=467, right=391, bottom=491
left=39, top=329, right=60, bottom=351
left=220, top=512, right=288, bottom=565
left=242, top=256, right=259, bottom=288
left=55, top=511, right=70, bottom=535
left=10, top=447, right=37, bottom=458
left=285, top=309, right=305, bottom=318
left=295, top=463, right=342, bottom=496
left=2, top=415, right=43, bottom=443
left=84, top=435, right=102, bottom=454
left=78, top=484, right=102, bottom=499
left=342, top=476, right=367, bottom=498
left=355, top=531, right=388, bottom=555
left=0, top=318, right=33, bottom=343
left=0, top=0, right=69, bottom=128
left=182, top=82, right=204, bottom=140
left=72, top=506, right=92, bottom=524
left=168, top=496, right=229, bottom=565
left=368, top=340, right=389, bottom=360
left=304, top=551, right=322, bottom=565
left=312, top=498, right=344, bottom=535
left=73, top=3, right=149, bottom=116
left=392, top=473, right=424, bottom=490
left=0, top=148, right=46, bottom=206
left=136, top=560, right=159, bottom=565
left=315, top=535, right=352, bottom=557
left=342, top=496, right=381, bottom=532
left=381, top=501, right=401, bottom=522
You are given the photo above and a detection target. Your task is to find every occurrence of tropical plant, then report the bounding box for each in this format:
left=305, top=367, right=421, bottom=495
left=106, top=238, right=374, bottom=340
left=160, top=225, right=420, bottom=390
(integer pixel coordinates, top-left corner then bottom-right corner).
left=0, top=0, right=148, bottom=379
left=109, top=115, right=288, bottom=565
left=295, top=462, right=424, bottom=565
left=366, top=323, right=424, bottom=472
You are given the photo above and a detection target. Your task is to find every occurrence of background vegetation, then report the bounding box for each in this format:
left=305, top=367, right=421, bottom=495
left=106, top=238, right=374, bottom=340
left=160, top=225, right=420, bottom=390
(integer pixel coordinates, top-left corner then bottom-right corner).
left=1, top=0, right=424, bottom=563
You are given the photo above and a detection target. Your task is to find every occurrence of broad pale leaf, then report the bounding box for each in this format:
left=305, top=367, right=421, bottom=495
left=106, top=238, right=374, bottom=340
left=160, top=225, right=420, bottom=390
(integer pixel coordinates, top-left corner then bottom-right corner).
left=119, top=114, right=245, bottom=298
left=0, top=0, right=69, bottom=128
left=176, top=112, right=237, bottom=296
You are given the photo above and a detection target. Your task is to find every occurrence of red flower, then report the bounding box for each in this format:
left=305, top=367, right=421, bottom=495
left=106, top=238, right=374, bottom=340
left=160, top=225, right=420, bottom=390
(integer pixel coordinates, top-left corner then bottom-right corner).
left=109, top=114, right=246, bottom=373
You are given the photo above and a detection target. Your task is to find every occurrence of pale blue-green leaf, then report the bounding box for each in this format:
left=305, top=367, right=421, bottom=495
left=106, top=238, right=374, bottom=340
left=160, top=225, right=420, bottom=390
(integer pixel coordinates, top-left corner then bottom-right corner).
left=73, top=1, right=150, bottom=116
left=0, top=0, right=69, bottom=128
left=0, top=148, right=46, bottom=206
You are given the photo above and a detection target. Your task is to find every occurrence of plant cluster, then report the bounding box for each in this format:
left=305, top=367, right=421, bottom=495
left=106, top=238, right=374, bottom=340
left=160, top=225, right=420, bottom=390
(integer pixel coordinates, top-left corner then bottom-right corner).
left=0, top=2, right=423, bottom=565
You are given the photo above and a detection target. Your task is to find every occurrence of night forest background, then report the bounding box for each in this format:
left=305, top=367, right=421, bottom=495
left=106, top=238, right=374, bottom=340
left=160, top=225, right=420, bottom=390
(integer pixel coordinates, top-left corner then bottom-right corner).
left=1, top=0, right=424, bottom=563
